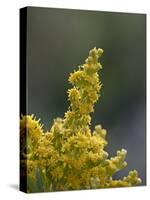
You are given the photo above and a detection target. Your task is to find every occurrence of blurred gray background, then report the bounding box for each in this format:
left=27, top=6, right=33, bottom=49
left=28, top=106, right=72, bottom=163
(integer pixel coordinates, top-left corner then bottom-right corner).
left=26, top=7, right=146, bottom=185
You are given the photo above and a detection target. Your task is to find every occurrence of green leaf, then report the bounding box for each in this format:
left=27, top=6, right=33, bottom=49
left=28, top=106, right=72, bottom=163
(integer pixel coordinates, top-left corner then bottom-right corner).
left=35, top=168, right=44, bottom=192
left=27, top=176, right=39, bottom=193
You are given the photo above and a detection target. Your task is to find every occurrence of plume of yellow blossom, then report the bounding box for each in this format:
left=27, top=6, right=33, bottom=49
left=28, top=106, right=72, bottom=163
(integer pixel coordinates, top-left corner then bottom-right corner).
left=20, top=47, right=141, bottom=193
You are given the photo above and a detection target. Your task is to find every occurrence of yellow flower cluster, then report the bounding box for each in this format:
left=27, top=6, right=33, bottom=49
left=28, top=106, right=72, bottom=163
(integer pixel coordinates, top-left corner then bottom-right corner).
left=20, top=47, right=141, bottom=192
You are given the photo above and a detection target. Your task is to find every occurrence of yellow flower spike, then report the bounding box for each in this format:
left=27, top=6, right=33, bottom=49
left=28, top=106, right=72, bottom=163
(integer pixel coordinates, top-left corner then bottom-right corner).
left=20, top=48, right=141, bottom=192
left=64, top=47, right=103, bottom=132
left=123, top=170, right=142, bottom=185
left=20, top=115, right=44, bottom=155
left=106, top=148, right=128, bottom=176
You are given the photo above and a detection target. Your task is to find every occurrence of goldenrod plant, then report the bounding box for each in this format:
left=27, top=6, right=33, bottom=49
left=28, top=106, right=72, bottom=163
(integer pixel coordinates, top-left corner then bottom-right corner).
left=20, top=47, right=141, bottom=192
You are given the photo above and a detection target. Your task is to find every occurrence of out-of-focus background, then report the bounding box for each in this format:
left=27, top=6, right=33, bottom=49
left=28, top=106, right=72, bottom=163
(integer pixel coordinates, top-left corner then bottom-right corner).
left=26, top=7, right=146, bottom=185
